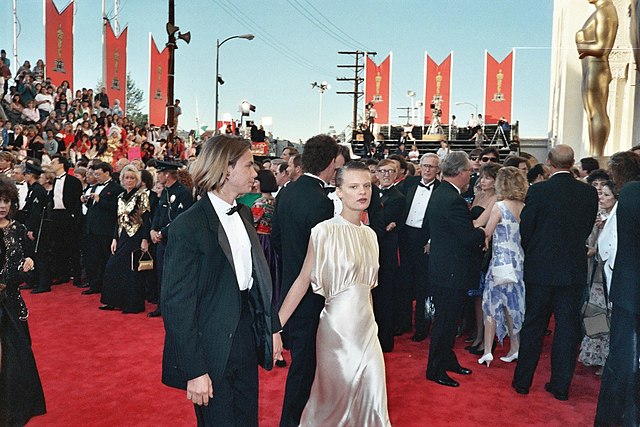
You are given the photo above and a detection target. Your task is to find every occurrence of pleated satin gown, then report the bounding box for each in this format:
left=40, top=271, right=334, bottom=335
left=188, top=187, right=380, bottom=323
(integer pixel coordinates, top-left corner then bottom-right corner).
left=301, top=215, right=391, bottom=427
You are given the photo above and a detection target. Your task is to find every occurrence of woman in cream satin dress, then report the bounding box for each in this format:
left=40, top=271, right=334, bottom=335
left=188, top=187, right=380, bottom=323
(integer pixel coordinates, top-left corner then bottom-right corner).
left=278, top=162, right=391, bottom=427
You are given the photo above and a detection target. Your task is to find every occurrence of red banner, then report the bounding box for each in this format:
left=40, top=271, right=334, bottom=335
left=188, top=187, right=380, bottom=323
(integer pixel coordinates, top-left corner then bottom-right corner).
left=364, top=53, right=392, bottom=126
left=483, top=50, right=514, bottom=124
left=105, top=23, right=127, bottom=112
left=424, top=52, right=452, bottom=125
left=148, top=34, right=168, bottom=126
left=44, top=0, right=74, bottom=89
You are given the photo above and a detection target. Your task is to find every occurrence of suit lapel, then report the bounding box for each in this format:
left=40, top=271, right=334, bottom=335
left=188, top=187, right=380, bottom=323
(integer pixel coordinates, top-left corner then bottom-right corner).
left=202, top=196, right=236, bottom=272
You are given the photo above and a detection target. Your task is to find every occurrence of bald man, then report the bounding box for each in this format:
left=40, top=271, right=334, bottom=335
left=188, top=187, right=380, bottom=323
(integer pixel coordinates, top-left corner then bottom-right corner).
left=512, top=144, right=598, bottom=401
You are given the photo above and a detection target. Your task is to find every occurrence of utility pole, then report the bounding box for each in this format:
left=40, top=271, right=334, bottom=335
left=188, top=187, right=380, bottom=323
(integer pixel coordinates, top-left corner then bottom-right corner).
left=336, top=50, right=376, bottom=140
left=166, top=0, right=176, bottom=143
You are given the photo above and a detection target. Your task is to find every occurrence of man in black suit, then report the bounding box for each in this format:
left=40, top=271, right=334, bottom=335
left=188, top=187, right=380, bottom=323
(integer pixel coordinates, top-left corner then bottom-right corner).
left=397, top=153, right=440, bottom=341
left=82, top=162, right=124, bottom=295
left=272, top=134, right=339, bottom=427
left=595, top=155, right=640, bottom=425
left=21, top=163, right=51, bottom=294
left=162, top=136, right=280, bottom=426
left=48, top=154, right=83, bottom=286
left=148, top=161, right=193, bottom=317
left=513, top=144, right=598, bottom=400
left=426, top=151, right=484, bottom=387
left=374, top=159, right=406, bottom=352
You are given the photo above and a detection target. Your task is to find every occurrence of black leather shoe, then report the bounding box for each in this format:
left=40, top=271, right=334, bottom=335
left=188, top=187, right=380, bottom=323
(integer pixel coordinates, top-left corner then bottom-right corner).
left=73, top=280, right=86, bottom=288
left=427, top=374, right=459, bottom=388
left=99, top=305, right=116, bottom=311
left=512, top=381, right=529, bottom=395
left=544, top=383, right=568, bottom=401
left=147, top=309, right=162, bottom=318
left=275, top=359, right=287, bottom=368
left=31, top=288, right=51, bottom=294
left=82, top=289, right=101, bottom=295
left=448, top=366, right=472, bottom=375
left=411, top=331, right=428, bottom=342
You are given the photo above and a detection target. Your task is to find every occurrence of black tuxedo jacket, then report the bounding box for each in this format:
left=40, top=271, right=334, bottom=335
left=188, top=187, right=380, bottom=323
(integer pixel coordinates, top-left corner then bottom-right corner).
left=402, top=175, right=441, bottom=244
left=57, top=173, right=83, bottom=220
left=426, top=180, right=485, bottom=290
left=84, top=180, right=124, bottom=236
left=379, top=186, right=406, bottom=267
left=607, top=182, right=640, bottom=314
left=520, top=172, right=597, bottom=287
left=161, top=198, right=280, bottom=390
left=272, top=174, right=333, bottom=315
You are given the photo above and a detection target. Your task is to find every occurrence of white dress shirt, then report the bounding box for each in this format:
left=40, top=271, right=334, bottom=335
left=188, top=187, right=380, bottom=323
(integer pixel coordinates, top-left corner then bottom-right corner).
left=53, top=173, right=66, bottom=209
left=15, top=181, right=28, bottom=210
left=207, top=192, right=253, bottom=291
left=405, top=179, right=436, bottom=228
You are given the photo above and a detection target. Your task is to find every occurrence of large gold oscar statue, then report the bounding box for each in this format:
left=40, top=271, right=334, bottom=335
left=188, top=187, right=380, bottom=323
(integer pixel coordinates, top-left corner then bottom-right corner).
left=575, top=0, right=618, bottom=157
left=631, top=1, right=640, bottom=71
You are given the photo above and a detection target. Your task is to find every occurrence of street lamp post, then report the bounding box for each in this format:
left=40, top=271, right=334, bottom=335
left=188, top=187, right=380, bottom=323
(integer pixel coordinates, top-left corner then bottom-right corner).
left=407, top=90, right=416, bottom=125
left=214, top=33, right=255, bottom=133
left=454, top=101, right=478, bottom=117
left=311, top=81, right=330, bottom=133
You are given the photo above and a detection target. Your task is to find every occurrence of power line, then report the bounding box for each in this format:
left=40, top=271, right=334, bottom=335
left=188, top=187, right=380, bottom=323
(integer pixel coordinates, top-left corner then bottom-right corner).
left=299, top=0, right=373, bottom=52
left=287, top=0, right=359, bottom=50
left=213, top=0, right=335, bottom=78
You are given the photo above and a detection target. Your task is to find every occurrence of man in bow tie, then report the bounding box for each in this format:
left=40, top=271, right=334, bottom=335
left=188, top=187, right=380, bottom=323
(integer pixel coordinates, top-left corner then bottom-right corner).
left=397, top=153, right=441, bottom=341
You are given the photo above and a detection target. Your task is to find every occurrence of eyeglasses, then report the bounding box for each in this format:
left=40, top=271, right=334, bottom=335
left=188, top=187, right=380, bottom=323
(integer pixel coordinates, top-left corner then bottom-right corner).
left=481, top=156, right=498, bottom=163
left=421, top=164, right=439, bottom=169
left=377, top=169, right=396, bottom=175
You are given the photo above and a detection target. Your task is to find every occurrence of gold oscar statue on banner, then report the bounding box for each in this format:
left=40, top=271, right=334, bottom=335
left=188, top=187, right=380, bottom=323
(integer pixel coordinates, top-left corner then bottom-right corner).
left=433, top=71, right=443, bottom=102
left=111, top=48, right=121, bottom=91
left=154, top=65, right=163, bottom=100
left=492, top=69, right=505, bottom=102
left=575, top=0, right=618, bottom=157
left=54, top=24, right=65, bottom=73
left=373, top=71, right=383, bottom=103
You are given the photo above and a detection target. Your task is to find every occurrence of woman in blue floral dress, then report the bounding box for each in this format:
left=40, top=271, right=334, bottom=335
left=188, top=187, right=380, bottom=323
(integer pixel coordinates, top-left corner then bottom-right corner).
left=478, top=167, right=528, bottom=367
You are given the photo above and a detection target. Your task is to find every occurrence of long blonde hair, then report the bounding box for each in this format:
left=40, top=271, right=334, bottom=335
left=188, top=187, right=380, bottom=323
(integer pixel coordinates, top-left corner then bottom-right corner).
left=190, top=135, right=251, bottom=193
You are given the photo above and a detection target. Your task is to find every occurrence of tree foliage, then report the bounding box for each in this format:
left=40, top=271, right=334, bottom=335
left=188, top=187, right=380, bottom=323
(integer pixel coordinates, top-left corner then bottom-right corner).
left=126, top=73, right=147, bottom=127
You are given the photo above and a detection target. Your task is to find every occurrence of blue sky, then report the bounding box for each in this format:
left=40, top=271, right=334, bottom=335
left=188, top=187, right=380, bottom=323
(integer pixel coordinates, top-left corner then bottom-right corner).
left=1, top=0, right=553, bottom=141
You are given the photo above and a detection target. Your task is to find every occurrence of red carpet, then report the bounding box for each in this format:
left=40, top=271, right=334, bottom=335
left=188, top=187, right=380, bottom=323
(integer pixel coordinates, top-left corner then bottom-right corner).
left=23, top=284, right=599, bottom=426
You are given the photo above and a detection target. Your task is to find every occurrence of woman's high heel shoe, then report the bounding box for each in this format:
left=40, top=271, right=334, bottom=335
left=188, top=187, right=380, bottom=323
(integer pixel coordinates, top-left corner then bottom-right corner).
left=500, top=352, right=518, bottom=363
left=478, top=353, right=494, bottom=367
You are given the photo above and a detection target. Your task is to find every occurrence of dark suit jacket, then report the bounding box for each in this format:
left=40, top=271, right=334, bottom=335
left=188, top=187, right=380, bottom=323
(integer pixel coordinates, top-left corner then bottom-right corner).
left=59, top=173, right=83, bottom=220
left=402, top=175, right=441, bottom=244
left=379, top=186, right=406, bottom=268
left=520, top=172, right=598, bottom=287
left=161, top=198, right=280, bottom=390
left=427, top=180, right=485, bottom=290
left=272, top=174, right=333, bottom=315
left=84, top=180, right=124, bottom=236
left=25, top=183, right=48, bottom=233
left=608, top=182, right=640, bottom=314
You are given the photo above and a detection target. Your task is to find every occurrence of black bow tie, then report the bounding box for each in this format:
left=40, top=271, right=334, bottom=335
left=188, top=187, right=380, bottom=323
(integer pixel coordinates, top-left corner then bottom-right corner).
left=227, top=205, right=241, bottom=216
left=418, top=182, right=433, bottom=190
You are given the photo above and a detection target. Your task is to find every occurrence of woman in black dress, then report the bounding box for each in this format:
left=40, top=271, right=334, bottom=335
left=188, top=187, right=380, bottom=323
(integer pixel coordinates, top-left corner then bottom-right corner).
left=0, top=175, right=46, bottom=426
left=100, top=164, right=151, bottom=314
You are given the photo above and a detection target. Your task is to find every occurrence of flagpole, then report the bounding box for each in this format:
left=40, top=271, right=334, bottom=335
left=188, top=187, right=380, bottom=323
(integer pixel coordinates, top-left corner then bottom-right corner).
left=102, top=0, right=107, bottom=89
left=195, top=97, right=200, bottom=138
left=12, top=0, right=18, bottom=77
left=114, top=0, right=119, bottom=35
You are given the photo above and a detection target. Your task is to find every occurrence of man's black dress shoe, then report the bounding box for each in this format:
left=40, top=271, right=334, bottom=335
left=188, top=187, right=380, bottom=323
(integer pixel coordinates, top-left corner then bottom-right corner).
left=448, top=366, right=472, bottom=375
left=73, top=280, right=87, bottom=288
left=512, top=381, right=529, bottom=395
left=147, top=309, right=162, bottom=318
left=82, top=289, right=100, bottom=295
left=411, top=331, right=428, bottom=342
left=427, top=374, right=460, bottom=388
left=99, top=305, right=116, bottom=311
left=31, top=288, right=51, bottom=294
left=544, top=383, right=568, bottom=401
left=275, top=359, right=287, bottom=368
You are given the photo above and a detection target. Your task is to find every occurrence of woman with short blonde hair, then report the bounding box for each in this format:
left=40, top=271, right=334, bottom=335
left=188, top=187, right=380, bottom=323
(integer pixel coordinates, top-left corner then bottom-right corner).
left=119, top=164, right=141, bottom=188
